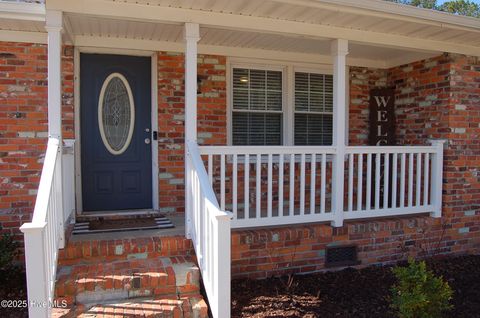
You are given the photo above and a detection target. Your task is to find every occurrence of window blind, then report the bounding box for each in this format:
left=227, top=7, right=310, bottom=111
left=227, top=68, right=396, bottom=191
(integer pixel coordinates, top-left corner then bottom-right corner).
left=294, top=72, right=333, bottom=145
left=232, top=68, right=283, bottom=145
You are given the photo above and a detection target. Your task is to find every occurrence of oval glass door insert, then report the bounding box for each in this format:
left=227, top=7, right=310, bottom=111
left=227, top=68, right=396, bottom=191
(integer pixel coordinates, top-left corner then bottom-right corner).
left=98, top=73, right=135, bottom=155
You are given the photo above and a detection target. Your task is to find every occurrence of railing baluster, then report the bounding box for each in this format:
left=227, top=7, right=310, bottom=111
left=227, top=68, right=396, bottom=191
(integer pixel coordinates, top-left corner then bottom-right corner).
left=424, top=153, right=430, bottom=206
left=408, top=152, right=414, bottom=207
left=289, top=153, right=295, bottom=216
left=208, top=154, right=213, bottom=185
left=320, top=153, right=326, bottom=214
left=267, top=154, right=273, bottom=218
left=279, top=154, right=284, bottom=216
left=244, top=154, right=250, bottom=220
left=310, top=153, right=316, bottom=215
left=383, top=153, right=390, bottom=209
left=366, top=153, right=372, bottom=211
left=416, top=152, right=422, bottom=206
left=232, top=154, right=237, bottom=217
left=220, top=154, right=226, bottom=211
left=300, top=153, right=306, bottom=215
left=375, top=153, right=381, bottom=210
left=392, top=153, right=398, bottom=209
left=256, top=154, right=261, bottom=218
left=400, top=153, right=406, bottom=208
left=348, top=153, right=354, bottom=212
left=357, top=153, right=363, bottom=212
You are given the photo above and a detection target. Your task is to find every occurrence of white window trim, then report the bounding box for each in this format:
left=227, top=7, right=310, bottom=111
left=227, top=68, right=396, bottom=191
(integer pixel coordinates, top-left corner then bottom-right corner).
left=227, top=58, right=333, bottom=146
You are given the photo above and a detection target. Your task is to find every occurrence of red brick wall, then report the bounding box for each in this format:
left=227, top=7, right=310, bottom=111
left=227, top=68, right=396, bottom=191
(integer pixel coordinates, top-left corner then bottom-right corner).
left=0, top=42, right=48, bottom=243
left=389, top=54, right=452, bottom=145
left=0, top=42, right=74, bottom=251
left=157, top=52, right=227, bottom=214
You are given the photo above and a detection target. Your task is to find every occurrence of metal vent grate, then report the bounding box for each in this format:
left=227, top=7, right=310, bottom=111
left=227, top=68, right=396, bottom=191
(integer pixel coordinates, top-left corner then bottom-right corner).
left=325, top=245, right=360, bottom=268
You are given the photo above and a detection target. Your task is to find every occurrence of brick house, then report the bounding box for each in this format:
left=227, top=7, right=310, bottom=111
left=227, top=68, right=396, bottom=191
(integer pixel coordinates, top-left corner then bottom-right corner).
left=1, top=0, right=480, bottom=317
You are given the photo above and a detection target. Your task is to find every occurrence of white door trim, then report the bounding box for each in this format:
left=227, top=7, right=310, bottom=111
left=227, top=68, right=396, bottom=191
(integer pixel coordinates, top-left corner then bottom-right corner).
left=74, top=47, right=159, bottom=214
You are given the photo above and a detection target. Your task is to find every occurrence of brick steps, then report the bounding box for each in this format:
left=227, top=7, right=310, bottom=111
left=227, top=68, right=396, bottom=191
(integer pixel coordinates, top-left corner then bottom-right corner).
left=52, top=296, right=208, bottom=318
left=56, top=256, right=200, bottom=305
left=53, top=233, right=208, bottom=318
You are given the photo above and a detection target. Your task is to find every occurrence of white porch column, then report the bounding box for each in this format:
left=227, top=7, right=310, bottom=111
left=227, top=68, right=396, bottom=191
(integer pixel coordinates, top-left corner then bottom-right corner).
left=46, top=10, right=63, bottom=139
left=331, top=39, right=349, bottom=227
left=46, top=10, right=65, bottom=248
left=184, top=23, right=200, bottom=238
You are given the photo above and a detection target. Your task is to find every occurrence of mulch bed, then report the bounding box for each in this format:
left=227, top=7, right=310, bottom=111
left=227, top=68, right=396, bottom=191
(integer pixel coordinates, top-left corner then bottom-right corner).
left=0, top=267, right=28, bottom=318
left=232, top=254, right=480, bottom=318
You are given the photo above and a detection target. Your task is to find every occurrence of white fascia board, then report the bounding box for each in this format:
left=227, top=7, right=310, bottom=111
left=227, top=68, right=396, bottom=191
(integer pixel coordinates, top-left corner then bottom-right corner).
left=0, top=1, right=45, bottom=22
left=74, top=35, right=387, bottom=68
left=49, top=0, right=480, bottom=56
left=0, top=29, right=47, bottom=44
left=270, top=0, right=480, bottom=33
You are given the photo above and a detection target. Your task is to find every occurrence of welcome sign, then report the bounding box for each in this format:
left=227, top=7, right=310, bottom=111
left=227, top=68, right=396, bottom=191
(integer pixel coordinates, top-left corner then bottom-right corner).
left=369, top=88, right=396, bottom=146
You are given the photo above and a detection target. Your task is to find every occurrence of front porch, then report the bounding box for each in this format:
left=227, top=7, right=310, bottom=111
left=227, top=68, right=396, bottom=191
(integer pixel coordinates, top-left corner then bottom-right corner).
left=9, top=0, right=480, bottom=317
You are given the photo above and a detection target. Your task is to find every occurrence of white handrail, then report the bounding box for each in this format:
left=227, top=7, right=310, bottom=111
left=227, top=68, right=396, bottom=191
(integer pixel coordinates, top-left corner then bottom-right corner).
left=20, top=137, right=63, bottom=318
left=186, top=141, right=231, bottom=318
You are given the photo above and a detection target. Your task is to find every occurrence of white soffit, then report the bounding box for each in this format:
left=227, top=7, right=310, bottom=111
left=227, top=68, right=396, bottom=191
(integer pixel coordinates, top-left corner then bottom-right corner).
left=67, top=14, right=438, bottom=68
left=110, top=0, right=480, bottom=46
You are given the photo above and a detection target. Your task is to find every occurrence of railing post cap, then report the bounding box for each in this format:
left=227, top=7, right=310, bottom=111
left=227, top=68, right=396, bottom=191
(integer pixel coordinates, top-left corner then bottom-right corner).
left=216, top=211, right=233, bottom=221
left=20, top=222, right=47, bottom=233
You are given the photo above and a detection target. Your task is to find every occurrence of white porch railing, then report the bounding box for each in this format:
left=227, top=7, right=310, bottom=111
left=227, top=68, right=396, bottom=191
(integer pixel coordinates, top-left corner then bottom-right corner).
left=198, top=142, right=444, bottom=229
left=20, top=137, right=65, bottom=318
left=186, top=141, right=231, bottom=318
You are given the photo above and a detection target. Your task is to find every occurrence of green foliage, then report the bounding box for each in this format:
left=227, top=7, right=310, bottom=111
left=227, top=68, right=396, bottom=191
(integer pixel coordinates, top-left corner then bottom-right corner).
left=391, top=259, right=453, bottom=318
left=386, top=0, right=480, bottom=17
left=439, top=0, right=480, bottom=17
left=0, top=234, right=19, bottom=271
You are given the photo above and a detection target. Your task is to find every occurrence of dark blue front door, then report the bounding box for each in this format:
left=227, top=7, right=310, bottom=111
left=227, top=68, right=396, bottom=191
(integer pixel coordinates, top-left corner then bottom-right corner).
left=81, top=54, right=152, bottom=212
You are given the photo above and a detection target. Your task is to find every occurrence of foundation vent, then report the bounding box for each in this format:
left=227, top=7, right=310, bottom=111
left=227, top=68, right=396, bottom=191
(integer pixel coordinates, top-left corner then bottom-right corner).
left=325, top=245, right=359, bottom=268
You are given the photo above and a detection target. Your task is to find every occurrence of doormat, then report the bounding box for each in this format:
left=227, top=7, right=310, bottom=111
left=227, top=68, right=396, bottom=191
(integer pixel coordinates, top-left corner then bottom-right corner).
left=72, top=216, right=174, bottom=235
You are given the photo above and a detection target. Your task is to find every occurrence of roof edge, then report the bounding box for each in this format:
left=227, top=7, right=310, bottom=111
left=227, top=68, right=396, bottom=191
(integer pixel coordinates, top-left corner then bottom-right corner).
left=274, top=0, right=480, bottom=31
left=0, top=1, right=45, bottom=21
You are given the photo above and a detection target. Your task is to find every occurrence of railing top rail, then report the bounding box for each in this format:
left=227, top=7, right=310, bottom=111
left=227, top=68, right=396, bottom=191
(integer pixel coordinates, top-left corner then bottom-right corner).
left=197, top=145, right=439, bottom=155
left=30, top=138, right=60, bottom=224
left=346, top=145, right=438, bottom=154
left=188, top=141, right=230, bottom=219
left=198, top=145, right=336, bottom=155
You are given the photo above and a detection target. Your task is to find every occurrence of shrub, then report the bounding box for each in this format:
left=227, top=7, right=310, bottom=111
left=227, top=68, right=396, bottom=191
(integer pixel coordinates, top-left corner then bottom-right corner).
left=391, top=259, right=453, bottom=318
left=0, top=234, right=19, bottom=271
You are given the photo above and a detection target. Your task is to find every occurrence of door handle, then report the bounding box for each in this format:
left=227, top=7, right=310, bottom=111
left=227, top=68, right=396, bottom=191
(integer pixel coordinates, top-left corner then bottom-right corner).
left=145, top=138, right=151, bottom=144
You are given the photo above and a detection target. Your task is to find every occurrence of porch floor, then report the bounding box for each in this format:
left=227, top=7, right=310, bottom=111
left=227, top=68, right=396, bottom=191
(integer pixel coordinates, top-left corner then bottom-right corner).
left=68, top=216, right=185, bottom=242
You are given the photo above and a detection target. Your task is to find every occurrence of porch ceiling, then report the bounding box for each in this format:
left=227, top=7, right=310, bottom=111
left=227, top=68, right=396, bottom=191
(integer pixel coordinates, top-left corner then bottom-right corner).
left=65, top=14, right=438, bottom=69
left=3, top=0, right=480, bottom=67
left=46, top=0, right=480, bottom=52
left=114, top=0, right=480, bottom=47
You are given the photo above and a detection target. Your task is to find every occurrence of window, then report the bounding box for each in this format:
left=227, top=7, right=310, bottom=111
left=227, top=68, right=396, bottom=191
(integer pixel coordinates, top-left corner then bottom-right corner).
left=229, top=64, right=334, bottom=146
left=294, top=72, right=333, bottom=145
left=231, top=68, right=283, bottom=145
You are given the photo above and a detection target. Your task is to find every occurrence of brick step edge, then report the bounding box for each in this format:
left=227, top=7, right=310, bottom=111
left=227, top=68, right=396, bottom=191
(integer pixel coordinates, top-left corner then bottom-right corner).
left=52, top=295, right=208, bottom=318
left=55, top=257, right=200, bottom=305
left=59, top=237, right=194, bottom=264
